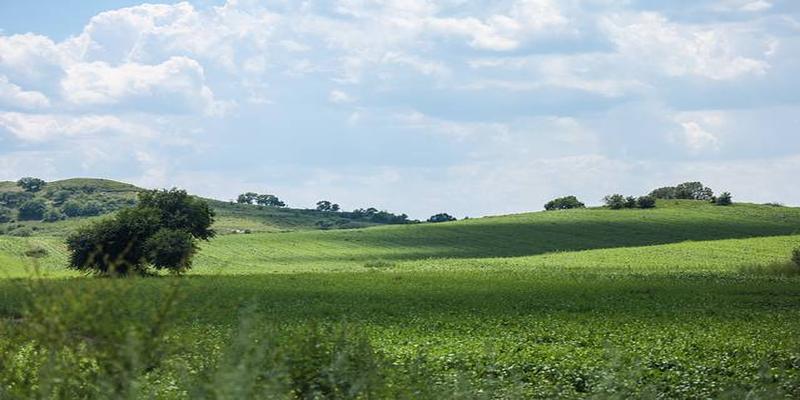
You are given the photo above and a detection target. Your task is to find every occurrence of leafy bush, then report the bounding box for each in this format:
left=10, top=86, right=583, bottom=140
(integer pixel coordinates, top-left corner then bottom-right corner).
left=637, top=196, right=656, bottom=209
left=544, top=196, right=585, bottom=211
left=66, top=188, right=215, bottom=275
left=715, top=192, right=733, bottom=206
left=17, top=199, right=47, bottom=221
left=0, top=207, right=12, bottom=223
left=0, top=192, right=33, bottom=209
left=604, top=194, right=627, bottom=210
left=316, top=200, right=340, bottom=212
left=42, top=208, right=65, bottom=223
left=16, top=177, right=46, bottom=192
left=428, top=213, right=457, bottom=223
left=256, top=194, right=286, bottom=207
left=649, top=186, right=677, bottom=199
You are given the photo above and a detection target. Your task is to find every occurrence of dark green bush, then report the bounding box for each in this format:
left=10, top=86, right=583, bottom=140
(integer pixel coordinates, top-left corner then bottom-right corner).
left=792, top=248, right=800, bottom=268
left=624, top=196, right=637, bottom=209
left=715, top=192, right=733, bottom=206
left=0, top=207, right=12, bottom=223
left=17, top=199, right=47, bottom=221
left=649, top=186, right=677, bottom=199
left=16, top=177, right=46, bottom=192
left=428, top=213, right=457, bottom=223
left=61, top=200, right=84, bottom=217
left=8, top=226, right=33, bottom=237
left=0, top=192, right=33, bottom=208
left=23, top=246, right=49, bottom=258
left=42, top=208, right=64, bottom=223
left=544, top=196, right=585, bottom=211
left=604, top=194, right=627, bottom=210
left=636, top=196, right=656, bottom=209
left=144, top=228, right=197, bottom=273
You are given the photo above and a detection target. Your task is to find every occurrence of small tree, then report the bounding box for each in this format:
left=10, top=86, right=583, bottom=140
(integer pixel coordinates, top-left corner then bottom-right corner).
left=636, top=196, right=656, bottom=209
left=16, top=177, right=46, bottom=193
left=715, top=192, right=733, bottom=206
left=428, top=213, right=457, bottom=223
left=18, top=199, right=47, bottom=220
left=316, top=200, right=340, bottom=212
left=66, top=188, right=215, bottom=275
left=256, top=194, right=286, bottom=207
left=604, top=194, right=627, bottom=210
left=236, top=192, right=259, bottom=205
left=675, top=181, right=714, bottom=200
left=544, top=196, right=585, bottom=211
left=624, top=196, right=637, bottom=209
left=649, top=186, right=677, bottom=199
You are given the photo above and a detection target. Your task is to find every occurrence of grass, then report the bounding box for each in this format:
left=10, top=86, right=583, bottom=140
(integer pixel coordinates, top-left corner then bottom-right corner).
left=0, top=200, right=799, bottom=398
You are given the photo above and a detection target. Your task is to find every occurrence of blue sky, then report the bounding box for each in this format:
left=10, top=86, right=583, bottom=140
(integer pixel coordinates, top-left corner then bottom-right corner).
left=1, top=0, right=799, bottom=218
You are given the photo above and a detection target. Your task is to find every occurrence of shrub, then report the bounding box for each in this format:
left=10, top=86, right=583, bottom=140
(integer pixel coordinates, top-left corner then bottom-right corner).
left=316, top=200, right=340, bottom=212
left=649, top=186, right=677, bottom=199
left=544, top=196, right=585, bottom=211
left=604, top=194, right=627, bottom=210
left=637, top=196, right=656, bottom=209
left=18, top=199, right=47, bottom=220
left=0, top=192, right=33, bottom=209
left=715, top=192, right=733, bottom=206
left=364, top=260, right=396, bottom=269
left=428, top=213, right=457, bottom=223
left=8, top=226, right=33, bottom=237
left=81, top=201, right=103, bottom=216
left=49, top=189, right=72, bottom=205
left=0, top=207, right=12, bottom=223
left=42, top=208, right=65, bottom=222
left=624, top=196, right=637, bottom=209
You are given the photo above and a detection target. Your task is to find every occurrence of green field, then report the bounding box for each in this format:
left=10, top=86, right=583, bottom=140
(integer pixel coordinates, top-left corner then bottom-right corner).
left=1, top=199, right=799, bottom=398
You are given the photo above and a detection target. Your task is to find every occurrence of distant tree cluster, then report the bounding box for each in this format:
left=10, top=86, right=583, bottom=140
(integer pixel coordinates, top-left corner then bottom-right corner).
left=428, top=213, right=457, bottom=223
left=544, top=196, right=585, bottom=211
left=237, top=192, right=287, bottom=207
left=66, top=189, right=215, bottom=275
left=603, top=194, right=656, bottom=210
left=316, top=200, right=341, bottom=212
left=649, top=181, right=733, bottom=206
left=344, top=208, right=412, bottom=224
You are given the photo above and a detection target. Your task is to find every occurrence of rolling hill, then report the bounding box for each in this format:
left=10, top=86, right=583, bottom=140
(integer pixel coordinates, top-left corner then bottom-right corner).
left=0, top=181, right=799, bottom=398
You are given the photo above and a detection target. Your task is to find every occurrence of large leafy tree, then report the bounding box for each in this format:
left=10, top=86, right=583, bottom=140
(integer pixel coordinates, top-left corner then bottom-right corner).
left=544, top=196, right=585, bottom=211
left=66, top=189, right=215, bottom=275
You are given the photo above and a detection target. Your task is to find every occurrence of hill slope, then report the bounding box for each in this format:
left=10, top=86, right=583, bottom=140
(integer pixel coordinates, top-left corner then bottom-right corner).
left=0, top=178, right=406, bottom=236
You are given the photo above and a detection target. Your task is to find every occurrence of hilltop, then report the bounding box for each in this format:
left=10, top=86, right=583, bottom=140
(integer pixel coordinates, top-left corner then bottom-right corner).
left=0, top=178, right=409, bottom=236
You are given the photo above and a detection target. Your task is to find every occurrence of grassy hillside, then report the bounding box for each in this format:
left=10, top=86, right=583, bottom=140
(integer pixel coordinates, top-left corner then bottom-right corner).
left=0, top=178, right=406, bottom=236
left=0, top=198, right=798, bottom=398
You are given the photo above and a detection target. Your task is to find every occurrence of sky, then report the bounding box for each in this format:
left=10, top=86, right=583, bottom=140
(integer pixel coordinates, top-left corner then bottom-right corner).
left=1, top=0, right=799, bottom=219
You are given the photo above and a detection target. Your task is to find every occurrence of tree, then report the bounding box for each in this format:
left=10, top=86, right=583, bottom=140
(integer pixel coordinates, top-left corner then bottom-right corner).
left=636, top=196, right=656, bottom=209
left=316, top=200, right=341, bottom=212
left=649, top=186, right=677, bottom=199
left=604, top=194, right=627, bottom=210
left=624, top=196, right=637, bottom=209
left=715, top=192, right=733, bottom=206
left=16, top=177, right=46, bottom=193
left=0, top=207, right=13, bottom=223
left=236, top=192, right=259, bottom=205
left=61, top=200, right=84, bottom=217
left=66, top=188, right=215, bottom=275
left=256, top=194, right=286, bottom=207
left=428, top=213, right=457, bottom=223
left=18, top=199, right=47, bottom=220
left=674, top=182, right=714, bottom=200
left=544, top=196, right=585, bottom=211
left=0, top=191, right=33, bottom=208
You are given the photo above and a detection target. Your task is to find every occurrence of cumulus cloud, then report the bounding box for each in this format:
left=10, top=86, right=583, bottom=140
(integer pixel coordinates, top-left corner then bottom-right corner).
left=0, top=112, right=155, bottom=142
left=0, top=76, right=50, bottom=109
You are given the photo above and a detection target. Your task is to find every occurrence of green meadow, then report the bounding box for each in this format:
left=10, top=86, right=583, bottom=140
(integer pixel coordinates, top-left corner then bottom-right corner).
left=1, top=199, right=799, bottom=398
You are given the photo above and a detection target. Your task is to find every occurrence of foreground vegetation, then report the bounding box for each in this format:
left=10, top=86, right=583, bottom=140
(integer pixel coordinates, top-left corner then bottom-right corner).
left=0, top=194, right=799, bottom=398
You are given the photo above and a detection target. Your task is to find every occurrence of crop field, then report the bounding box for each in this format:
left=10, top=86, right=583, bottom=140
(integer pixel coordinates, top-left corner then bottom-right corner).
left=1, top=201, right=799, bottom=398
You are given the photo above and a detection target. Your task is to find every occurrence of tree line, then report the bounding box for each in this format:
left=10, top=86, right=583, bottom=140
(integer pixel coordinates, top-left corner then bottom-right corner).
left=544, top=181, right=734, bottom=211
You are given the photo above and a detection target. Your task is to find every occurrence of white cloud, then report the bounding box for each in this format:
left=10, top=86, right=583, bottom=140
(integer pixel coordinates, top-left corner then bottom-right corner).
left=602, top=12, right=769, bottom=80
left=329, top=89, right=355, bottom=104
left=678, top=121, right=720, bottom=153
left=0, top=76, right=50, bottom=109
left=61, top=56, right=220, bottom=115
left=0, top=112, right=155, bottom=142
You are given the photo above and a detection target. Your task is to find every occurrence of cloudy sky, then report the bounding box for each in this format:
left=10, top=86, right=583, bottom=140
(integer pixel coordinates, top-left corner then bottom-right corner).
left=1, top=0, right=798, bottom=218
